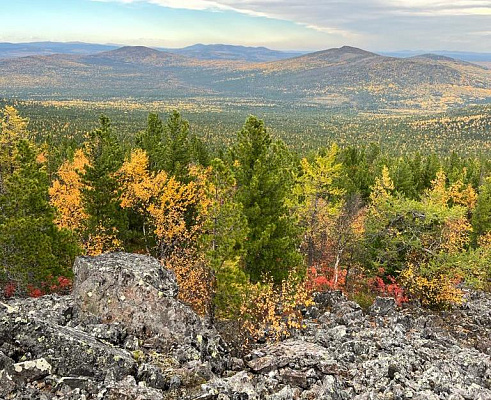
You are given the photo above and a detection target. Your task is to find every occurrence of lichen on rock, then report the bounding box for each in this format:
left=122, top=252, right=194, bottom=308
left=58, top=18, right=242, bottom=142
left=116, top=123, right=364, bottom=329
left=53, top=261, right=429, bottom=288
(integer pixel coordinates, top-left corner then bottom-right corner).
left=1, top=253, right=491, bottom=399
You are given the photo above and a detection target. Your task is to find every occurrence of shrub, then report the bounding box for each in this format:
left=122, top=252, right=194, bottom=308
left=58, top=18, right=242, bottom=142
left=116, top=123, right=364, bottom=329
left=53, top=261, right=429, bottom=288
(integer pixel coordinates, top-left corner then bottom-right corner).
left=239, top=273, right=313, bottom=348
left=399, top=264, right=463, bottom=309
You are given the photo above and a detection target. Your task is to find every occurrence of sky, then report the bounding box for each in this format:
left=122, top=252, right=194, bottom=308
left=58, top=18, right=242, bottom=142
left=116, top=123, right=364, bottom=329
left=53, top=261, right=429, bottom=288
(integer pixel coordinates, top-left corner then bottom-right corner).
left=1, top=0, right=490, bottom=52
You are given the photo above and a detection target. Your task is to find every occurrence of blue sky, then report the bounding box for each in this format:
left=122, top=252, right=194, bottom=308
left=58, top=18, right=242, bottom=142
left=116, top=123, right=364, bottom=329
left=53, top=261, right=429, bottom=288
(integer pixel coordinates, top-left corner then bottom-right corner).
left=1, top=0, right=490, bottom=51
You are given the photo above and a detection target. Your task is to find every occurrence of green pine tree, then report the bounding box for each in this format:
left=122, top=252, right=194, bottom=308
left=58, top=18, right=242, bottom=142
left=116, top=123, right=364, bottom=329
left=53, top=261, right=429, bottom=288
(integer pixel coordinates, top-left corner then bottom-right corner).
left=81, top=115, right=127, bottom=250
left=472, top=177, right=491, bottom=245
left=137, top=111, right=209, bottom=179
left=0, top=140, right=79, bottom=291
left=232, top=116, right=301, bottom=283
left=202, top=158, right=249, bottom=317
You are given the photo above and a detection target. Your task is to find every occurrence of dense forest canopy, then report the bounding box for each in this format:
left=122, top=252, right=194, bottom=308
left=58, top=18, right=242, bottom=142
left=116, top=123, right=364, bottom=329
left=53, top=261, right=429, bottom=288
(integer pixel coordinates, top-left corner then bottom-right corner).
left=1, top=105, right=490, bottom=343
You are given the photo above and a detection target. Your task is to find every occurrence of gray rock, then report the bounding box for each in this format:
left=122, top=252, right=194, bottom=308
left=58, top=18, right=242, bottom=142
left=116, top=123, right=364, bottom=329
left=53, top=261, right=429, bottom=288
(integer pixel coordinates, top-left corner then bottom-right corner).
left=2, top=258, right=491, bottom=400
left=72, top=252, right=228, bottom=372
left=72, top=253, right=194, bottom=343
left=10, top=358, right=52, bottom=383
left=314, top=290, right=346, bottom=308
left=0, top=368, right=16, bottom=397
left=0, top=309, right=136, bottom=381
left=369, top=297, right=397, bottom=316
left=105, top=375, right=164, bottom=400
left=247, top=340, right=333, bottom=374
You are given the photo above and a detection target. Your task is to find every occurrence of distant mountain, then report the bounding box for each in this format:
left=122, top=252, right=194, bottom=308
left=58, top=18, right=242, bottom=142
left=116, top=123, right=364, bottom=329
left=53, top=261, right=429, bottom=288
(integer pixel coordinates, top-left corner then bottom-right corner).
left=162, top=44, right=306, bottom=62
left=0, top=42, right=119, bottom=59
left=1, top=45, right=490, bottom=111
left=382, top=50, right=491, bottom=63
left=0, top=41, right=306, bottom=62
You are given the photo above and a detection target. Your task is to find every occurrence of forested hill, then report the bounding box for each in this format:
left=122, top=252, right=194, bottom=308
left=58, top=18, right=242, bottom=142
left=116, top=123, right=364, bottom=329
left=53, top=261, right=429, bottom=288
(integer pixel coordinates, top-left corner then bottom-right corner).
left=1, top=45, right=490, bottom=111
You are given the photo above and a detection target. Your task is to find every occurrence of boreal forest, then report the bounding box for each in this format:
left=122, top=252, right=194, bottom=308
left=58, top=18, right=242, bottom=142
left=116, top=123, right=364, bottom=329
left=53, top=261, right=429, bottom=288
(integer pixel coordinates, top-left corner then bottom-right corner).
left=1, top=105, right=490, bottom=346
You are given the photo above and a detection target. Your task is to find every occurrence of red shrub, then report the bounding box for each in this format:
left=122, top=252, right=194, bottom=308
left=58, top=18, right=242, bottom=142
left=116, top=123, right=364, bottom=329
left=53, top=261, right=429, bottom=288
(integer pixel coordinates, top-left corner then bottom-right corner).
left=4, top=282, right=16, bottom=298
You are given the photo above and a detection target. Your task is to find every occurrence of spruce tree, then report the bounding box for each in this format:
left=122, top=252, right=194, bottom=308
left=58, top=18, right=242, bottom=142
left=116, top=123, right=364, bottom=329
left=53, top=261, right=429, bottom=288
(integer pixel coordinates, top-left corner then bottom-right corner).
left=137, top=111, right=209, bottom=179
left=0, top=140, right=78, bottom=290
left=81, top=115, right=127, bottom=250
left=232, top=116, right=301, bottom=282
left=136, top=112, right=165, bottom=171
left=472, top=178, right=491, bottom=245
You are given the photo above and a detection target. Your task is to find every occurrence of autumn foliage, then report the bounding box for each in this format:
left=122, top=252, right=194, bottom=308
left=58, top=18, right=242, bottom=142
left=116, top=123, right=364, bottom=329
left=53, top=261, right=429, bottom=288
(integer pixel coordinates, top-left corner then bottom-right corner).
left=3, top=107, right=491, bottom=348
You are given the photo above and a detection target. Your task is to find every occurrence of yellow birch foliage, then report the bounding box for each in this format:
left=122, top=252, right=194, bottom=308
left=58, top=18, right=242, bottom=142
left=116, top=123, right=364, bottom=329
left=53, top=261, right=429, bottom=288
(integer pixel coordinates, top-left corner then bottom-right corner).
left=118, top=149, right=211, bottom=252
left=239, top=274, right=313, bottom=346
left=118, top=149, right=213, bottom=313
left=163, top=250, right=213, bottom=315
left=85, top=225, right=123, bottom=256
left=49, top=149, right=89, bottom=232
left=478, top=232, right=491, bottom=249
left=49, top=149, right=122, bottom=255
left=441, top=216, right=472, bottom=253
left=400, top=265, right=463, bottom=308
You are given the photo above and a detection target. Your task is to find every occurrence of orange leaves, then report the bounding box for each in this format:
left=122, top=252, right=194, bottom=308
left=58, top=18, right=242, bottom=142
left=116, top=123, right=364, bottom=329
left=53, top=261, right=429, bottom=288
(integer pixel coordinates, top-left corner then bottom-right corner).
left=117, top=149, right=211, bottom=253
left=164, top=250, right=213, bottom=316
left=117, top=149, right=216, bottom=313
left=239, top=274, right=313, bottom=346
left=49, top=149, right=124, bottom=256
left=84, top=225, right=123, bottom=256
left=441, top=217, right=472, bottom=254
left=49, top=149, right=89, bottom=233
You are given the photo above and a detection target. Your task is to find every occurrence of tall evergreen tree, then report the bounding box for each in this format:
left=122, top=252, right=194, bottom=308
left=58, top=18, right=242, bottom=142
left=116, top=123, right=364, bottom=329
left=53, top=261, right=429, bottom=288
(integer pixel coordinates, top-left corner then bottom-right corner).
left=137, top=111, right=209, bottom=179
left=472, top=178, right=491, bottom=245
left=232, top=116, right=301, bottom=282
left=81, top=115, right=127, bottom=250
left=0, top=106, right=29, bottom=194
left=136, top=112, right=165, bottom=171
left=0, top=140, right=78, bottom=290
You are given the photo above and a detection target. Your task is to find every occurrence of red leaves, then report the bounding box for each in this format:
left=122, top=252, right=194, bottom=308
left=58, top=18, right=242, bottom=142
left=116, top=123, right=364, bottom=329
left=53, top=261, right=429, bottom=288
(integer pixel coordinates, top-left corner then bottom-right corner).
left=4, top=282, right=16, bottom=298
left=2, top=276, right=72, bottom=299
left=27, top=285, right=44, bottom=298
left=306, top=264, right=408, bottom=306
left=368, top=274, right=408, bottom=306
left=307, top=265, right=347, bottom=292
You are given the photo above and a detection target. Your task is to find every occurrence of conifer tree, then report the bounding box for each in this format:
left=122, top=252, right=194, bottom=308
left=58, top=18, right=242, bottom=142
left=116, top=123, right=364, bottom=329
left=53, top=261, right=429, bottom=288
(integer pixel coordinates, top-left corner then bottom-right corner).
left=0, top=106, right=29, bottom=193
left=137, top=111, right=209, bottom=179
left=81, top=115, right=126, bottom=252
left=472, top=178, right=491, bottom=245
left=136, top=112, right=165, bottom=171
left=0, top=140, right=78, bottom=290
left=232, top=116, right=301, bottom=282
left=201, top=158, right=249, bottom=316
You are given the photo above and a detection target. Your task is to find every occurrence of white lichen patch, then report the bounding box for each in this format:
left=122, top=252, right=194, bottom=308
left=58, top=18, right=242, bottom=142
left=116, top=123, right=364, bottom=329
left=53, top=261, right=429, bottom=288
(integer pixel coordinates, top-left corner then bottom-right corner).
left=13, top=358, right=52, bottom=374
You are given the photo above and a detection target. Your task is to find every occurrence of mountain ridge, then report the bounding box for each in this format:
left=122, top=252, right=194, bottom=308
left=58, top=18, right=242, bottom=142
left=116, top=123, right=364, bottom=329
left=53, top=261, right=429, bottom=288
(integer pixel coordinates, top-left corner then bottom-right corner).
left=1, top=44, right=490, bottom=111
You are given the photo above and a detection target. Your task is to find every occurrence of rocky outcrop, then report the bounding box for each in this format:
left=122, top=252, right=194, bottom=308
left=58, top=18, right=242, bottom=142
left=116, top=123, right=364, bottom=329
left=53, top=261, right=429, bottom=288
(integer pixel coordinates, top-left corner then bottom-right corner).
left=72, top=253, right=226, bottom=370
left=1, top=252, right=490, bottom=399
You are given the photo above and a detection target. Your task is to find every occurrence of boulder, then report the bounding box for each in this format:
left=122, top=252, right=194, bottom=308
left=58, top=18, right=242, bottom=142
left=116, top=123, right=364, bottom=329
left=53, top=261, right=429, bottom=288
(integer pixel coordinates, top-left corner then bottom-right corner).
left=0, top=306, right=137, bottom=381
left=72, top=253, right=227, bottom=370
left=369, top=296, right=397, bottom=316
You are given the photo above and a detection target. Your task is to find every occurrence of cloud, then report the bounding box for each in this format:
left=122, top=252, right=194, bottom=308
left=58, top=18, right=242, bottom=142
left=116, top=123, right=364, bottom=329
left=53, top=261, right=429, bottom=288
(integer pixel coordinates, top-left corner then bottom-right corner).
left=91, top=0, right=491, bottom=50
